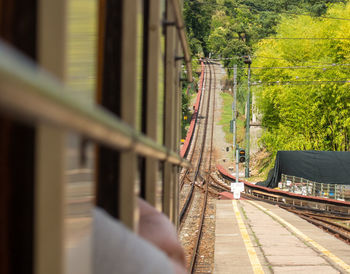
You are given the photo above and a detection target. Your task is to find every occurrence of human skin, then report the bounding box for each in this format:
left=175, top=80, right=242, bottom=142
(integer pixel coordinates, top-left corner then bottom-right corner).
left=138, top=199, right=187, bottom=274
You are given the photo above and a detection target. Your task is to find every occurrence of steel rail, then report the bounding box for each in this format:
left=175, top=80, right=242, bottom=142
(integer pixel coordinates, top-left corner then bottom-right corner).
left=179, top=99, right=203, bottom=189
left=210, top=174, right=230, bottom=191
left=210, top=181, right=229, bottom=192
left=217, top=166, right=350, bottom=209
left=180, top=169, right=189, bottom=189
left=179, top=62, right=210, bottom=219
left=169, top=0, right=192, bottom=82
left=244, top=191, right=350, bottom=218
left=240, top=191, right=350, bottom=244
left=208, top=60, right=216, bottom=172
left=180, top=67, right=205, bottom=189
left=299, top=215, right=350, bottom=244
left=279, top=206, right=350, bottom=221
left=302, top=215, right=350, bottom=232
left=282, top=207, right=350, bottom=244
left=0, top=43, right=191, bottom=168
left=179, top=61, right=212, bottom=222
left=189, top=179, right=209, bottom=273
left=189, top=62, right=216, bottom=273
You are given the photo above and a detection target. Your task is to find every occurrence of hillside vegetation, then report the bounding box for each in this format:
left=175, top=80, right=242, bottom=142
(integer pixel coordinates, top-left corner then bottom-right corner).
left=185, top=0, right=341, bottom=63
left=184, top=0, right=350, bottom=160
left=254, top=3, right=350, bottom=154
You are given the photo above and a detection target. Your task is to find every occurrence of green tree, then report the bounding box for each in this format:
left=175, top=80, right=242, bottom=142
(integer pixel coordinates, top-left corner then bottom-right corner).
left=254, top=3, right=350, bottom=154
left=184, top=0, right=217, bottom=56
left=184, top=0, right=345, bottom=59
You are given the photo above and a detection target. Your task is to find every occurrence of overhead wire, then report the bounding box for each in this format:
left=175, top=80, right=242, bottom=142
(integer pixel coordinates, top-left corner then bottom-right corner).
left=251, top=56, right=342, bottom=65
left=208, top=73, right=350, bottom=85
left=184, top=1, right=350, bottom=21
left=222, top=36, right=350, bottom=41
left=206, top=56, right=349, bottom=65
left=257, top=37, right=350, bottom=40
left=223, top=63, right=350, bottom=70
left=187, top=2, right=350, bottom=80
left=251, top=80, right=350, bottom=85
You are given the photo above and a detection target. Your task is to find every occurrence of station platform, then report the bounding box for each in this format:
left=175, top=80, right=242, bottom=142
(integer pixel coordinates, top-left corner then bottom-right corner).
left=214, top=200, right=350, bottom=273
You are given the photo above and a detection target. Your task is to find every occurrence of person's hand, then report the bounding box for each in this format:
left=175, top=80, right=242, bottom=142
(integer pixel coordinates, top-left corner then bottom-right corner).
left=138, top=199, right=186, bottom=273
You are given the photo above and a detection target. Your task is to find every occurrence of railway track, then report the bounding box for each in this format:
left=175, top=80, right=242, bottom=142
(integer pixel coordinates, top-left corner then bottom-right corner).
left=241, top=189, right=350, bottom=245
left=179, top=66, right=206, bottom=211
left=209, top=174, right=231, bottom=192
left=179, top=63, right=205, bottom=190
left=179, top=61, right=213, bottom=223
left=179, top=61, right=216, bottom=273
left=280, top=205, right=350, bottom=244
left=179, top=102, right=203, bottom=190
left=179, top=104, right=201, bottom=190
left=191, top=60, right=217, bottom=273
left=216, top=168, right=350, bottom=246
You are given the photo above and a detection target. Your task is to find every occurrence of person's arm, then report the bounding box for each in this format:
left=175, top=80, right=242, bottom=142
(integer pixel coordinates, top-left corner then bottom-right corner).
left=93, top=207, right=177, bottom=274
left=138, top=198, right=186, bottom=273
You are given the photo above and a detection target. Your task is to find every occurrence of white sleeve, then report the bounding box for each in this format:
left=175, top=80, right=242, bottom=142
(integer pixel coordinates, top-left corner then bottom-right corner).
left=93, top=207, right=174, bottom=274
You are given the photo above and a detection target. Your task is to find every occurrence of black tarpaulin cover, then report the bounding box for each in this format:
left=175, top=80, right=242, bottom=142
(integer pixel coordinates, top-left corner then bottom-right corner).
left=257, top=151, right=350, bottom=188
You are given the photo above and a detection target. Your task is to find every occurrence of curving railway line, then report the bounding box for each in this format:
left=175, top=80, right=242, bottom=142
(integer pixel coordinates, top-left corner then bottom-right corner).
left=179, top=61, right=217, bottom=273
left=190, top=61, right=217, bottom=273
left=280, top=205, right=350, bottom=244
left=216, top=166, right=350, bottom=247
left=179, top=62, right=213, bottom=223
left=179, top=63, right=205, bottom=191
left=178, top=59, right=350, bottom=273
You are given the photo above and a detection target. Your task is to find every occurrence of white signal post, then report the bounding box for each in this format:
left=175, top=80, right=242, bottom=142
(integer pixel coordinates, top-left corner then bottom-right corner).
left=230, top=64, right=241, bottom=199
left=236, top=148, right=239, bottom=184
left=233, top=65, right=238, bottom=185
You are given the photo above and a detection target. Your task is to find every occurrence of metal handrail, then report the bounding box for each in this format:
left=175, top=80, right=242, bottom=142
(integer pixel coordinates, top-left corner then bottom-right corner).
left=0, top=42, right=191, bottom=168
left=281, top=174, right=348, bottom=200
left=170, top=0, right=193, bottom=82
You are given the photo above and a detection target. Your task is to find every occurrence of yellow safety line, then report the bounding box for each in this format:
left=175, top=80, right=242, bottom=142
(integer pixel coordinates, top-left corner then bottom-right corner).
left=248, top=200, right=350, bottom=273
left=232, top=200, right=264, bottom=274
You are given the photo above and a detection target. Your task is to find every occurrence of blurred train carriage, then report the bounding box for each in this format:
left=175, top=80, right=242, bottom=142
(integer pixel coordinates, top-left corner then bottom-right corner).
left=0, top=0, right=192, bottom=273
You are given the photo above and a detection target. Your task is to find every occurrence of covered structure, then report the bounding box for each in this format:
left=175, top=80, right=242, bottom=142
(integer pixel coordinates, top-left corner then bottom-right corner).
left=257, top=151, right=350, bottom=188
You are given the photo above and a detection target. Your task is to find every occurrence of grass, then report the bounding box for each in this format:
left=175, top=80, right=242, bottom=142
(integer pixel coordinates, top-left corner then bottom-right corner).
left=219, top=91, right=274, bottom=180
left=218, top=93, right=233, bottom=144
left=218, top=92, right=246, bottom=148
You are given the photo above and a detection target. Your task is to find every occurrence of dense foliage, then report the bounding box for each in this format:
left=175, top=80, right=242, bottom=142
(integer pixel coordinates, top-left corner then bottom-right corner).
left=181, top=60, right=200, bottom=138
left=184, top=0, right=217, bottom=56
left=254, top=3, right=350, bottom=153
left=184, top=0, right=341, bottom=62
left=184, top=0, right=350, bottom=161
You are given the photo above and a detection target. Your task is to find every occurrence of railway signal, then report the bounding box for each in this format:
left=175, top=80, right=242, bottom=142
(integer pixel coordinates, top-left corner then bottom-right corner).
left=239, top=149, right=246, bottom=163
left=244, top=55, right=252, bottom=178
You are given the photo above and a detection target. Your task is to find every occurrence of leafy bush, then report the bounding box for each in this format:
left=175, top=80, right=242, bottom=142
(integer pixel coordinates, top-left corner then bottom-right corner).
left=254, top=3, right=350, bottom=153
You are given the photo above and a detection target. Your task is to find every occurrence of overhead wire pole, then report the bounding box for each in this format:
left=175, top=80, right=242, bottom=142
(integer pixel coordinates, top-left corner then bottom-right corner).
left=244, top=56, right=252, bottom=178
left=233, top=65, right=238, bottom=183
left=233, top=65, right=237, bottom=152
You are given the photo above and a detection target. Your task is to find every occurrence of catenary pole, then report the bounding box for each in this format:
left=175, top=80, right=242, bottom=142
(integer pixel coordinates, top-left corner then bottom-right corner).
left=233, top=65, right=239, bottom=183
left=233, top=65, right=237, bottom=152
left=245, top=56, right=251, bottom=178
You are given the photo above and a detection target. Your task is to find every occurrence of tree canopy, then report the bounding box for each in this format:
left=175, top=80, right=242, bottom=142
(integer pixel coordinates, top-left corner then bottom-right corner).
left=184, top=0, right=343, bottom=60
left=253, top=3, right=350, bottom=153
left=184, top=0, right=350, bottom=158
